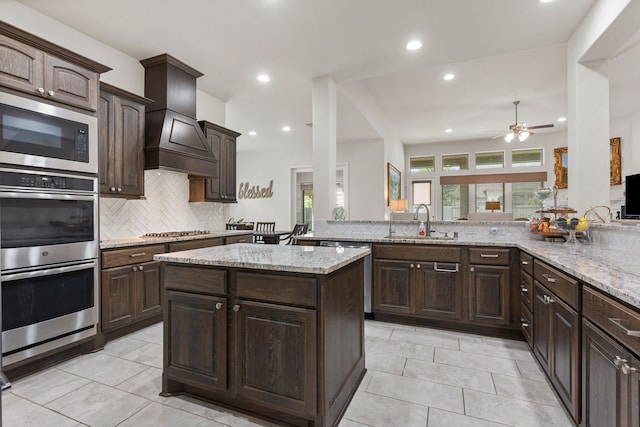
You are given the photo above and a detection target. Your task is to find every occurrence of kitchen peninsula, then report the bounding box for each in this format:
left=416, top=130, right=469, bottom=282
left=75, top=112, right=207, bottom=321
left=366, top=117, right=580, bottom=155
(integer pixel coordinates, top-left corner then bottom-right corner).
left=154, top=243, right=370, bottom=427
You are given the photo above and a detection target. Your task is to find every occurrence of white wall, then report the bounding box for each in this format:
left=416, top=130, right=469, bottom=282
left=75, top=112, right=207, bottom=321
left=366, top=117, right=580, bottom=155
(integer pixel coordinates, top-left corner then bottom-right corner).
left=337, top=139, right=385, bottom=220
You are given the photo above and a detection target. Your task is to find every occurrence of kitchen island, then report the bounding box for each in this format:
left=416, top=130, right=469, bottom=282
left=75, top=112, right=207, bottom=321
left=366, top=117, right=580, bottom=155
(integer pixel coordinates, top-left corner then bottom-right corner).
left=154, top=243, right=370, bottom=427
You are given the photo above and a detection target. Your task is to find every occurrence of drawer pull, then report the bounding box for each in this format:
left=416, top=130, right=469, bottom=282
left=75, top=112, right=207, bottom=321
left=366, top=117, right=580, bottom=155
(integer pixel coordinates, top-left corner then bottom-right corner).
left=542, top=295, right=555, bottom=305
left=520, top=285, right=529, bottom=293
left=129, top=252, right=147, bottom=258
left=609, top=318, right=640, bottom=337
left=434, top=262, right=458, bottom=273
left=480, top=254, right=499, bottom=258
left=520, top=317, right=529, bottom=328
left=521, top=260, right=529, bottom=265
left=541, top=274, right=556, bottom=283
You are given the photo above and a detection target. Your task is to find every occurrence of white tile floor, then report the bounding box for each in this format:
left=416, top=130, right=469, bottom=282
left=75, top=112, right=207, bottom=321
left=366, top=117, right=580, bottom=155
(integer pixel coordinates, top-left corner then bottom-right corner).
left=2, top=321, right=574, bottom=426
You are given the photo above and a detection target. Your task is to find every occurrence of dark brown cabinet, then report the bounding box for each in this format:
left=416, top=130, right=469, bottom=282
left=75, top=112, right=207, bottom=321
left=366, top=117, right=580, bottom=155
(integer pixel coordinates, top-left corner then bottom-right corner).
left=532, top=257, right=582, bottom=426
left=233, top=299, right=317, bottom=417
left=0, top=29, right=107, bottom=111
left=373, top=244, right=463, bottom=322
left=101, top=244, right=166, bottom=333
left=520, top=252, right=534, bottom=347
left=98, top=83, right=151, bottom=198
left=188, top=122, right=240, bottom=203
left=165, top=291, right=227, bottom=391
left=582, top=286, right=640, bottom=426
left=468, top=248, right=515, bottom=327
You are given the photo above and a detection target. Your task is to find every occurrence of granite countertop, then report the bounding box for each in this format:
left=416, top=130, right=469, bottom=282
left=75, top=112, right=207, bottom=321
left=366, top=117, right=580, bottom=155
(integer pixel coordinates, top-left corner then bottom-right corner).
left=154, top=243, right=371, bottom=275
left=298, top=232, right=640, bottom=310
left=100, top=230, right=253, bottom=249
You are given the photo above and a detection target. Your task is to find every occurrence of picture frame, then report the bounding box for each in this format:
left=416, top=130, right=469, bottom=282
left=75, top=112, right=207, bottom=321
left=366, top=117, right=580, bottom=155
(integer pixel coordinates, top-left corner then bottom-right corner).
left=610, top=137, right=622, bottom=186
left=554, top=147, right=568, bottom=189
left=554, top=137, right=622, bottom=189
left=387, top=162, right=401, bottom=205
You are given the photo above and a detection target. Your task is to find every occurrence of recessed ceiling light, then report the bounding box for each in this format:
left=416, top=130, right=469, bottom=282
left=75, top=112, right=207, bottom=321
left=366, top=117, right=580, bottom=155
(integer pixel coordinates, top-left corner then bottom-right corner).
left=443, top=73, right=455, bottom=81
left=406, top=40, right=422, bottom=51
left=282, top=126, right=291, bottom=132
left=257, top=74, right=270, bottom=83
left=248, top=131, right=257, bottom=136
left=557, top=117, right=567, bottom=122
left=445, top=128, right=453, bottom=133
left=540, top=0, right=554, bottom=3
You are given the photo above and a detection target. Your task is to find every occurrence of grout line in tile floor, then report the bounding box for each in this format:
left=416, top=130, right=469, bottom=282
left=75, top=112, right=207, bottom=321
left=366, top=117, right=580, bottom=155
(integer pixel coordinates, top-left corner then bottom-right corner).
left=2, top=320, right=574, bottom=427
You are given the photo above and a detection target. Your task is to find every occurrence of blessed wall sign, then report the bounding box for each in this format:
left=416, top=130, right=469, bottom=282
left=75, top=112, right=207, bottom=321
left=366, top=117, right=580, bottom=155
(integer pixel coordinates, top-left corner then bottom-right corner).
left=238, top=180, right=274, bottom=199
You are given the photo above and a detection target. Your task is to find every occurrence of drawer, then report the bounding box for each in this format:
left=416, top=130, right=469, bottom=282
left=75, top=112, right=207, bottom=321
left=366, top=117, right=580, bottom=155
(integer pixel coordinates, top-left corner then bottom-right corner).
left=164, top=265, right=226, bottom=295
left=167, top=238, right=224, bottom=252
left=469, top=247, right=511, bottom=266
left=520, top=303, right=533, bottom=348
left=520, top=270, right=533, bottom=310
left=374, top=244, right=461, bottom=262
left=583, top=286, right=640, bottom=356
left=236, top=272, right=317, bottom=307
left=102, top=244, right=166, bottom=268
left=225, top=234, right=253, bottom=245
left=533, top=259, right=580, bottom=310
left=519, top=251, right=534, bottom=275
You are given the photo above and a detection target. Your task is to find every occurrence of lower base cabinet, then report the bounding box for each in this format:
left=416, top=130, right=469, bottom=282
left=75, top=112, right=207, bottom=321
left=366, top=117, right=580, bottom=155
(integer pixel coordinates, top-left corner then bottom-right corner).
left=161, top=261, right=365, bottom=427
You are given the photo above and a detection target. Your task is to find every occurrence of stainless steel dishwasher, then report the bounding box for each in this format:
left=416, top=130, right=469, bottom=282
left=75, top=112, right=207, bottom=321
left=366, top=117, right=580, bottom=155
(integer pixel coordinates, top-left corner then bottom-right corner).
left=319, top=241, right=372, bottom=318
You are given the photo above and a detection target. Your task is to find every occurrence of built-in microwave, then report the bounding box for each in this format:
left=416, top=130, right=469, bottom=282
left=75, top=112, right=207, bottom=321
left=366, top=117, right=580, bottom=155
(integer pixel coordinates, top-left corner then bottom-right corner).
left=0, top=91, right=97, bottom=174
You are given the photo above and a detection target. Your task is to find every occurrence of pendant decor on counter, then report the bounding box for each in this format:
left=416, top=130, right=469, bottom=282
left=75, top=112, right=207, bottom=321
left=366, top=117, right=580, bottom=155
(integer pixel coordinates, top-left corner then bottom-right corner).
left=238, top=180, right=274, bottom=199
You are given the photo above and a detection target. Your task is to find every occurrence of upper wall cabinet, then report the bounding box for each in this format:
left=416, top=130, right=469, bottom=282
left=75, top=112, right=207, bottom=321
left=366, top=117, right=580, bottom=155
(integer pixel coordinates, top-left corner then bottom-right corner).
left=99, top=82, right=153, bottom=199
left=0, top=22, right=110, bottom=111
left=189, top=121, right=241, bottom=203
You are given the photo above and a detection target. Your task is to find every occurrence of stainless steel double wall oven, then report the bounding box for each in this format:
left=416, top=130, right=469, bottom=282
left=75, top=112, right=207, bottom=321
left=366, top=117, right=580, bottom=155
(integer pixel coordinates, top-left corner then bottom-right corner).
left=0, top=91, right=99, bottom=365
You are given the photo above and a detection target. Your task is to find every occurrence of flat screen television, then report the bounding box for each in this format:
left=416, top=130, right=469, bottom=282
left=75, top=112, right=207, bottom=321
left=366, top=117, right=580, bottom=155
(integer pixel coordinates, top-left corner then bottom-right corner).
left=625, top=173, right=640, bottom=218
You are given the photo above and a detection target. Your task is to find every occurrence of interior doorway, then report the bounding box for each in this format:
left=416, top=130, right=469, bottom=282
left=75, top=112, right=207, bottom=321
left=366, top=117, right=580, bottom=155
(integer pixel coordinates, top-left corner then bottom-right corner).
left=292, top=164, right=348, bottom=231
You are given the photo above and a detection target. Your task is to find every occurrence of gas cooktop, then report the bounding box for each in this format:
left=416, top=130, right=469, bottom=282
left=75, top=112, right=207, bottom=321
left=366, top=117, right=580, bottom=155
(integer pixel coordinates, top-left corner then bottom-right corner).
left=141, top=230, right=211, bottom=238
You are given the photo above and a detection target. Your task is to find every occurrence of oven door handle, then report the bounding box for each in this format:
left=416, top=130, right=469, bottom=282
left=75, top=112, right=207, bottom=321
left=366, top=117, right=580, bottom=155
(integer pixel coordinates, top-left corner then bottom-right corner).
left=0, top=191, right=96, bottom=201
left=1, top=260, right=97, bottom=281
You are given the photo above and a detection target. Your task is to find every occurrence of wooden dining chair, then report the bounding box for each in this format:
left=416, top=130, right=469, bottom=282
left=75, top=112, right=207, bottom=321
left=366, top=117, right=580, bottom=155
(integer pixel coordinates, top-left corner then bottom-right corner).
left=254, top=222, right=276, bottom=243
left=281, top=223, right=309, bottom=245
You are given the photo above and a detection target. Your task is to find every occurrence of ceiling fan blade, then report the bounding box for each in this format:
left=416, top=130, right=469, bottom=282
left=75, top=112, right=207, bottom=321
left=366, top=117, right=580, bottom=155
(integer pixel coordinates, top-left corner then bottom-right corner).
left=527, top=124, right=554, bottom=130
left=490, top=134, right=505, bottom=140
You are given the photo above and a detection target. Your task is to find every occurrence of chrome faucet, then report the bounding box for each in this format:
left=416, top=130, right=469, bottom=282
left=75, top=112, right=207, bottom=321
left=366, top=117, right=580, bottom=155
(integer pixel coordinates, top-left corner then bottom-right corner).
left=414, top=204, right=431, bottom=237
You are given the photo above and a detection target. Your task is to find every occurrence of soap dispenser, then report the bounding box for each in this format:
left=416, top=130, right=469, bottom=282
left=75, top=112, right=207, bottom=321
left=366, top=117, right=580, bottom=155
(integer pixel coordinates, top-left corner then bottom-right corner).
left=418, top=221, right=426, bottom=237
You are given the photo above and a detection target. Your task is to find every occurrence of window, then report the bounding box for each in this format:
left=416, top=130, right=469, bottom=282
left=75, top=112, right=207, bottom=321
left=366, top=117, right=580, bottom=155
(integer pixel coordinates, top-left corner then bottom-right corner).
left=476, top=183, right=504, bottom=212
left=442, top=184, right=469, bottom=220
left=412, top=181, right=431, bottom=207
left=476, top=151, right=504, bottom=169
left=442, top=154, right=468, bottom=171
left=512, top=181, right=544, bottom=219
left=410, top=156, right=435, bottom=173
left=512, top=148, right=543, bottom=167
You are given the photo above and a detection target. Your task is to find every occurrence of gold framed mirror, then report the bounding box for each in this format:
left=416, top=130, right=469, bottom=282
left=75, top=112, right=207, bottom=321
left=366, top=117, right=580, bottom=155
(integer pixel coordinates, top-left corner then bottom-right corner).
left=554, top=147, right=568, bottom=189
left=610, top=137, right=621, bottom=185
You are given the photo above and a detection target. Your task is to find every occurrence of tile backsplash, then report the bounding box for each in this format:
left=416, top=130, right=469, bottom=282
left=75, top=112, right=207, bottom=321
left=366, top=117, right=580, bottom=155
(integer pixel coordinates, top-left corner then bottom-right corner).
left=100, top=170, right=224, bottom=240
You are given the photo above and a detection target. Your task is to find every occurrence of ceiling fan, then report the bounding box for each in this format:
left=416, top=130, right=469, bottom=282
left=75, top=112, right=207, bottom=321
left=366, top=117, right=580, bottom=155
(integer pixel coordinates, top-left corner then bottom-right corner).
left=492, top=100, right=554, bottom=142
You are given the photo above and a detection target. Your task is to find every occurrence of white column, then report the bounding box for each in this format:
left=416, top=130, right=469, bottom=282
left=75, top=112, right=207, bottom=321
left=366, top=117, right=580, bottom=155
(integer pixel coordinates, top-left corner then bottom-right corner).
left=567, top=61, right=610, bottom=216
left=312, top=76, right=337, bottom=221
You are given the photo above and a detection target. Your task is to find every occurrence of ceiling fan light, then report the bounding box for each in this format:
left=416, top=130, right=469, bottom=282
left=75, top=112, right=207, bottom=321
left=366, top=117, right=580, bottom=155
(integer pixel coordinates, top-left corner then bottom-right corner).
left=519, top=131, right=530, bottom=142
left=504, top=132, right=515, bottom=143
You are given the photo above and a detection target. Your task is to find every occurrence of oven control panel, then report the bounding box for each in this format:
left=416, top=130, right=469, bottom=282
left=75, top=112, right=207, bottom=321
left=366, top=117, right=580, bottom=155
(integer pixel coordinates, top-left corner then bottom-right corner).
left=0, top=169, right=95, bottom=192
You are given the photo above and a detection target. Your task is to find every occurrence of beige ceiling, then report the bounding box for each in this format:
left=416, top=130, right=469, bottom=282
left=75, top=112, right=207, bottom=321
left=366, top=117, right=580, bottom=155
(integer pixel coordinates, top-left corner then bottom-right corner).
left=17, top=0, right=611, bottom=151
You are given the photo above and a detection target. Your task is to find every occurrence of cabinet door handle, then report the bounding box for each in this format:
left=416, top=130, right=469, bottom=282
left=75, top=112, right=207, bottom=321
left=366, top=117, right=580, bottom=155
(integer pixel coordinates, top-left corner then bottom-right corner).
left=110, top=187, right=116, bottom=192
left=614, top=355, right=628, bottom=366
left=542, top=295, right=554, bottom=305
left=520, top=285, right=529, bottom=292
left=434, top=262, right=459, bottom=272
left=541, top=274, right=556, bottom=283
left=521, top=260, right=529, bottom=265
left=410, top=264, right=414, bottom=269
left=622, top=363, right=637, bottom=375
left=47, top=90, right=54, bottom=97
left=215, top=302, right=223, bottom=310
left=37, top=87, right=45, bottom=94
left=131, top=266, right=137, bottom=271
left=480, top=254, right=499, bottom=258
left=233, top=304, right=240, bottom=312
left=138, top=265, right=143, bottom=271
left=117, top=187, right=122, bottom=192
left=129, top=252, right=146, bottom=258
left=609, top=318, right=640, bottom=337
left=416, top=264, right=421, bottom=269
left=470, top=267, right=475, bottom=272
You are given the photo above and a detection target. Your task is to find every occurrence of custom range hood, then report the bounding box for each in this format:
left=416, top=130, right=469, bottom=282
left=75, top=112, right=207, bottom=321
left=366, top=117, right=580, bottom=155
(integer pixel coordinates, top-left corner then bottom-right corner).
left=140, top=54, right=215, bottom=176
